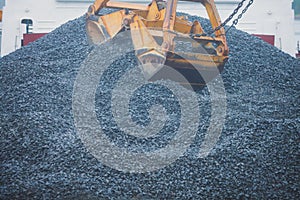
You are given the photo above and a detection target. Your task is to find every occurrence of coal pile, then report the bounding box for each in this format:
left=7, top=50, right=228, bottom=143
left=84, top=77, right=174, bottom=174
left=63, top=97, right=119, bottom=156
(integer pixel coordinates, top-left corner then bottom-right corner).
left=1, top=11, right=299, bottom=199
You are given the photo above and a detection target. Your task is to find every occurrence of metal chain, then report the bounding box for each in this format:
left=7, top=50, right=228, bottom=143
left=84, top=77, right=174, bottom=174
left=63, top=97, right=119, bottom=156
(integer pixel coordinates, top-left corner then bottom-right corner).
left=226, top=0, right=254, bottom=34
left=192, top=0, right=254, bottom=37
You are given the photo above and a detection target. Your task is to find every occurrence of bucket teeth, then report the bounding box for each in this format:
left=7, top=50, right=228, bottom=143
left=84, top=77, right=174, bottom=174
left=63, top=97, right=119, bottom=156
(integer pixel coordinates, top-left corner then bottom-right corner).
left=137, top=50, right=166, bottom=80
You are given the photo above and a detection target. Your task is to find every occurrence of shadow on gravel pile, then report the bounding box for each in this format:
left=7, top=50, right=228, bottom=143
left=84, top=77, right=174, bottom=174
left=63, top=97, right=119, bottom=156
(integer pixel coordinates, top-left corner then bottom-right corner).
left=1, top=13, right=299, bottom=199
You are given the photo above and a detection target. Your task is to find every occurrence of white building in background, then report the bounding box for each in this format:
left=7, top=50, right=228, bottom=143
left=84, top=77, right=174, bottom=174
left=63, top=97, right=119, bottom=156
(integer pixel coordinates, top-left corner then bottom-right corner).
left=0, top=0, right=299, bottom=57
left=0, top=0, right=93, bottom=56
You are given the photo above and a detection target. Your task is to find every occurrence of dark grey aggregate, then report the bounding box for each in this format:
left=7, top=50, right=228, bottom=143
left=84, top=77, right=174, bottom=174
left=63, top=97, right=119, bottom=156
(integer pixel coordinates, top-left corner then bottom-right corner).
left=1, top=10, right=300, bottom=199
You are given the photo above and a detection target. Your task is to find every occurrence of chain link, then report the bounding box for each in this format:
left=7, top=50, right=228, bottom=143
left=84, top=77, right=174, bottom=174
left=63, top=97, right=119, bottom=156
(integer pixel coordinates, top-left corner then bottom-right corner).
left=226, top=0, right=254, bottom=33
left=192, top=0, right=254, bottom=37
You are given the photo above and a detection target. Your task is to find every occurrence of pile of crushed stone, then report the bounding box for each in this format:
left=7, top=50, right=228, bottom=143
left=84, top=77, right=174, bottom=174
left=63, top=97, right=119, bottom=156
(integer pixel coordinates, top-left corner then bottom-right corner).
left=1, top=11, right=299, bottom=199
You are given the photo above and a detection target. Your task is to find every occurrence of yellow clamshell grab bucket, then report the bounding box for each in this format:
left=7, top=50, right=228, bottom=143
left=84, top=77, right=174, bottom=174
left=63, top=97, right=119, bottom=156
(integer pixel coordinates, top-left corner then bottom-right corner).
left=86, top=0, right=229, bottom=90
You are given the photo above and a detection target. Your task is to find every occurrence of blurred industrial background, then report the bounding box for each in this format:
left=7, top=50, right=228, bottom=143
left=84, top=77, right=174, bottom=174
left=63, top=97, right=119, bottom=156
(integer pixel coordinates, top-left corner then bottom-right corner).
left=0, top=0, right=299, bottom=57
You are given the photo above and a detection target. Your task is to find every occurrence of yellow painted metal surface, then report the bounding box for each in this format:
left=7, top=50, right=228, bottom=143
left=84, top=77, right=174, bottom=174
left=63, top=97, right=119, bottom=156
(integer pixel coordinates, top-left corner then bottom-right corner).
left=86, top=0, right=229, bottom=88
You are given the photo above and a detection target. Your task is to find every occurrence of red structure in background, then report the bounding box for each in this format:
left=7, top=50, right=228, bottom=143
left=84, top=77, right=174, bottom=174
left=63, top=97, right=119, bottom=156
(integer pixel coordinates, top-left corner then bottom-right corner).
left=252, top=34, right=275, bottom=46
left=296, top=41, right=300, bottom=59
left=21, top=32, right=300, bottom=59
left=23, top=32, right=300, bottom=58
left=22, top=33, right=47, bottom=46
left=24, top=33, right=275, bottom=47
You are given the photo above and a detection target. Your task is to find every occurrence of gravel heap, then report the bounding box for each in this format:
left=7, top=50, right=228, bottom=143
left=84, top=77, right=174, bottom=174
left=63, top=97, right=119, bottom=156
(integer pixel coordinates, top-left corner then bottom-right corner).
left=1, top=11, right=299, bottom=199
